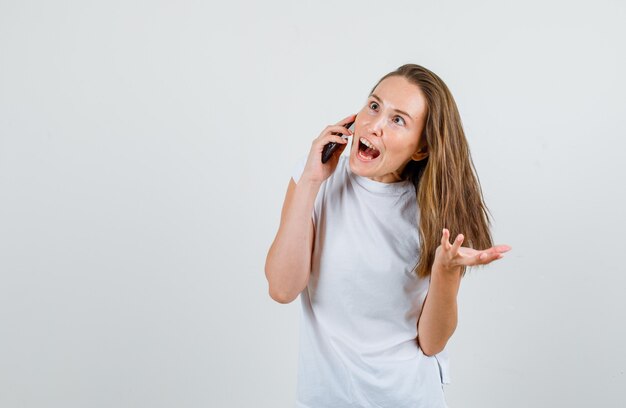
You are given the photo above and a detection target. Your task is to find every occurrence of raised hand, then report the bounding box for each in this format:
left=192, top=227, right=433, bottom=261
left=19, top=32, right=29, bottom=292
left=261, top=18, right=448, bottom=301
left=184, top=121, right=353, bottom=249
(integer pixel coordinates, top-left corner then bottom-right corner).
left=433, top=228, right=512, bottom=273
left=300, top=113, right=357, bottom=185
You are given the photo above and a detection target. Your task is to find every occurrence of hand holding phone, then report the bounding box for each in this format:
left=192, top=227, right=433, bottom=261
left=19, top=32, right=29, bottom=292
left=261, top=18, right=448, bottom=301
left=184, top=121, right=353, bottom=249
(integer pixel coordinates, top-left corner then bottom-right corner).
left=321, top=120, right=355, bottom=163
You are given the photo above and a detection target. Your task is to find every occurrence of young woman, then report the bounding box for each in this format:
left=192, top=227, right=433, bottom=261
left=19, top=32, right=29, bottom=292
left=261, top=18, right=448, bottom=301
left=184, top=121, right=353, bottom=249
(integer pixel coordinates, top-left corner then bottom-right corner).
left=265, top=64, right=511, bottom=407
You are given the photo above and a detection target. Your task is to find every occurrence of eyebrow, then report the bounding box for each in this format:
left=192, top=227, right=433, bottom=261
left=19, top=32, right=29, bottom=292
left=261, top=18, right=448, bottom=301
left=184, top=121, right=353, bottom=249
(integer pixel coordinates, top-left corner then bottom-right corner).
left=370, top=94, right=412, bottom=121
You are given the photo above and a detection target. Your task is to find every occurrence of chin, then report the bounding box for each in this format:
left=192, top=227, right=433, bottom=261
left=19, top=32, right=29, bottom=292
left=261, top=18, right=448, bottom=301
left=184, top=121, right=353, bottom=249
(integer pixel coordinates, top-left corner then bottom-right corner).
left=349, top=152, right=377, bottom=178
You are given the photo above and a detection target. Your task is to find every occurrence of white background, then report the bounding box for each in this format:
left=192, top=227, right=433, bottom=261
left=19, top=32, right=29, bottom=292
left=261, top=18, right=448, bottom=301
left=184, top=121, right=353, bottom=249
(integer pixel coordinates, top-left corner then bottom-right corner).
left=1, top=1, right=625, bottom=407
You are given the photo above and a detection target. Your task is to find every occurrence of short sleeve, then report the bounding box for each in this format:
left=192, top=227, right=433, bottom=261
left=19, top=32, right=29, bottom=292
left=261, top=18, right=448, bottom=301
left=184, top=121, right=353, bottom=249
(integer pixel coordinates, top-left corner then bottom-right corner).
left=291, top=154, right=308, bottom=184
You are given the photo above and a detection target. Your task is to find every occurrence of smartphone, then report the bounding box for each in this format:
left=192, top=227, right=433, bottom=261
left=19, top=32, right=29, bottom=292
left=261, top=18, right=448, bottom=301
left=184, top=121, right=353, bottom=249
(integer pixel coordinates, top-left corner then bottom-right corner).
left=321, top=120, right=355, bottom=164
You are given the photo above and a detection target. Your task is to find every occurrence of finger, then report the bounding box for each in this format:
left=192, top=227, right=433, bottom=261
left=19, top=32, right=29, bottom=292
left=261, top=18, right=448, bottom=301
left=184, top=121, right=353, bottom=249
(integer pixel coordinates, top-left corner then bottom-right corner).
left=327, top=125, right=353, bottom=137
left=479, top=250, right=502, bottom=263
left=476, top=245, right=511, bottom=255
left=316, top=134, right=349, bottom=147
left=441, top=228, right=451, bottom=250
left=494, top=245, right=512, bottom=253
left=328, top=134, right=349, bottom=144
left=335, top=139, right=349, bottom=153
left=450, top=233, right=464, bottom=255
left=336, top=113, right=357, bottom=127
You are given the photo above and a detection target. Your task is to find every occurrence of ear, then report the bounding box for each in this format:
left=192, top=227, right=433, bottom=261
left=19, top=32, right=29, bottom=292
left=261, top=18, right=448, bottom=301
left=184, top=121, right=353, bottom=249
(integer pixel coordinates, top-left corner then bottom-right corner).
left=411, top=147, right=428, bottom=162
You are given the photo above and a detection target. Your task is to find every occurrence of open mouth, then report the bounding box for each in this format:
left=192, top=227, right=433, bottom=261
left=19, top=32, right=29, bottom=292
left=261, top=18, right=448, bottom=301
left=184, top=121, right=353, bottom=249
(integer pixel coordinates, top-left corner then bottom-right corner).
left=357, top=137, right=381, bottom=161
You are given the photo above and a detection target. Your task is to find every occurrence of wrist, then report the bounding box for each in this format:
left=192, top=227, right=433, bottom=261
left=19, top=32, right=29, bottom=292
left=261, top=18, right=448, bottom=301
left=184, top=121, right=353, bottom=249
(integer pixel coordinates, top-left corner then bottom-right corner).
left=432, top=261, right=462, bottom=279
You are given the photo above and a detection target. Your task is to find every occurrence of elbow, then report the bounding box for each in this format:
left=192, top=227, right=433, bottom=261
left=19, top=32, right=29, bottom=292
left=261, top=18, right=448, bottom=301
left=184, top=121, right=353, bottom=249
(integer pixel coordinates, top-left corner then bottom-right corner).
left=265, top=271, right=295, bottom=304
left=421, top=345, right=444, bottom=357
left=265, top=263, right=290, bottom=304
left=265, top=263, right=305, bottom=304
left=268, top=287, right=297, bottom=304
left=418, top=337, right=446, bottom=357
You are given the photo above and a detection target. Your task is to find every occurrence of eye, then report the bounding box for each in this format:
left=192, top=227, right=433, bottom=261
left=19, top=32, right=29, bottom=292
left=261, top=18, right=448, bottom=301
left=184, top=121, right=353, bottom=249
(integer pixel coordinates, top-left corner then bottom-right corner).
left=393, top=116, right=406, bottom=126
left=368, top=101, right=379, bottom=110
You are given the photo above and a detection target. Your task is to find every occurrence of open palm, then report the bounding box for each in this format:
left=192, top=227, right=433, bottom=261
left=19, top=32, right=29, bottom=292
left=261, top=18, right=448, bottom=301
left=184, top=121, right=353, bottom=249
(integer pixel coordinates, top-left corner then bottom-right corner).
left=434, top=228, right=512, bottom=271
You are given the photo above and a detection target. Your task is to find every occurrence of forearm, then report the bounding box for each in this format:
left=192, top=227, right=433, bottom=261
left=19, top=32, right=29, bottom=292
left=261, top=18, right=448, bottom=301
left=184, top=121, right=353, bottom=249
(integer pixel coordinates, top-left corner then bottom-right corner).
left=416, top=264, right=462, bottom=356
left=265, top=179, right=320, bottom=303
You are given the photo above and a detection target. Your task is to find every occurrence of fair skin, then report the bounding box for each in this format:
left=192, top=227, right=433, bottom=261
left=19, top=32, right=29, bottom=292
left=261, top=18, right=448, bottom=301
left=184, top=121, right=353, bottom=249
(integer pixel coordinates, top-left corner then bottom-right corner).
left=265, top=75, right=512, bottom=356
left=348, top=75, right=429, bottom=183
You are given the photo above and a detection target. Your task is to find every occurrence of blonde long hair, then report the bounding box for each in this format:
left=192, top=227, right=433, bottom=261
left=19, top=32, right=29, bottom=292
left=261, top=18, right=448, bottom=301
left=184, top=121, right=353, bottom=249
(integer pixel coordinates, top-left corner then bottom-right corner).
left=370, top=64, right=494, bottom=278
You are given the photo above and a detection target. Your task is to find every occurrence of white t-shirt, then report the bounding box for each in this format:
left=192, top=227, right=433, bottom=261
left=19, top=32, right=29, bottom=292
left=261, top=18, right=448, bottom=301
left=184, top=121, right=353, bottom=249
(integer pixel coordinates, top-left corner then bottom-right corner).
left=291, top=154, right=451, bottom=408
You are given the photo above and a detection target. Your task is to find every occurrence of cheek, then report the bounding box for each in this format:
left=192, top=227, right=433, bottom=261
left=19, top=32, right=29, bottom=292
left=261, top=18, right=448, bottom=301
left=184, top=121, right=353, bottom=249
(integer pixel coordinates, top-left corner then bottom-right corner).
left=349, top=137, right=357, bottom=151
left=354, top=109, right=369, bottom=128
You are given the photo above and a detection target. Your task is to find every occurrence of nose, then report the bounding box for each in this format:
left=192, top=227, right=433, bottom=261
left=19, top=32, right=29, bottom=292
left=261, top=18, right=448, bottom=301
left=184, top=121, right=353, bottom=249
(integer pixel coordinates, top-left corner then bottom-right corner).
left=365, top=116, right=385, bottom=138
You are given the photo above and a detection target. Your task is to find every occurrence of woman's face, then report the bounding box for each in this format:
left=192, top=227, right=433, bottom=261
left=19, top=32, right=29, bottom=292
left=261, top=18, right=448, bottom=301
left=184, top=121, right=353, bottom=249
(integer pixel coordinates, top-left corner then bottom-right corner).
left=349, top=75, right=429, bottom=183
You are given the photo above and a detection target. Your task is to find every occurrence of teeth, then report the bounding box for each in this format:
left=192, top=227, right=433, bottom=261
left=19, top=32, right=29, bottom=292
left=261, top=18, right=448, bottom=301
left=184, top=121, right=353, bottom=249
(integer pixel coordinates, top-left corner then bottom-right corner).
left=359, top=137, right=378, bottom=151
